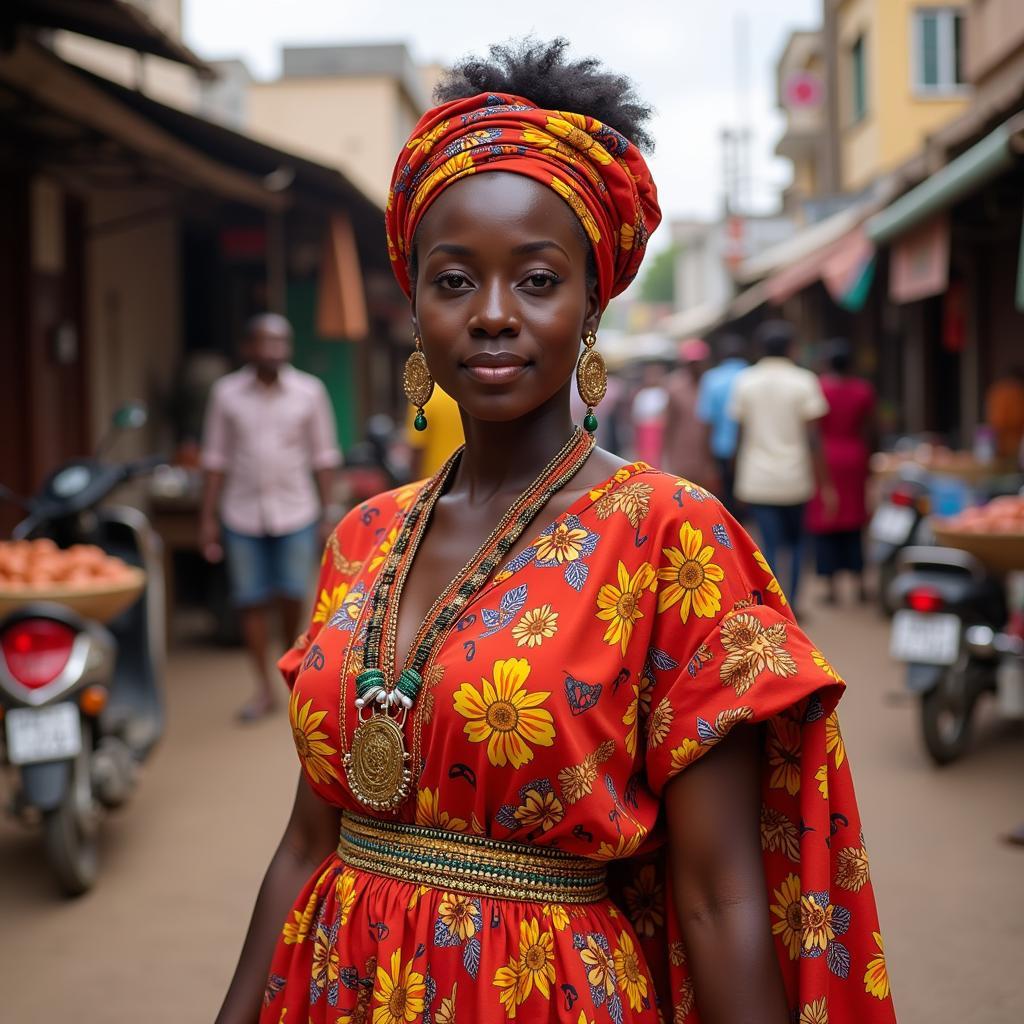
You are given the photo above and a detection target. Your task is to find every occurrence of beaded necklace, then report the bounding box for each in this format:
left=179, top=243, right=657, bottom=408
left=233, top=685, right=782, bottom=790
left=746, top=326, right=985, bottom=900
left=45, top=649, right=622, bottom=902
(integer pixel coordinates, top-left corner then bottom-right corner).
left=340, top=427, right=595, bottom=811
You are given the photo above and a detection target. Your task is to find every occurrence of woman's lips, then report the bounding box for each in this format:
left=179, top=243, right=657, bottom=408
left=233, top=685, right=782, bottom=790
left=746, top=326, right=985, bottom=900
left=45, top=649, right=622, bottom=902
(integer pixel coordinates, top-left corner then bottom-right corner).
left=461, top=354, right=530, bottom=384
left=463, top=363, right=530, bottom=383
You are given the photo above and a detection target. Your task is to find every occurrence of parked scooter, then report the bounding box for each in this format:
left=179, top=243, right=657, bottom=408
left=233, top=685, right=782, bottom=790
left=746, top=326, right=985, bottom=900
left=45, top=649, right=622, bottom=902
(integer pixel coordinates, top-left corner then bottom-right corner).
left=869, top=465, right=933, bottom=615
left=0, top=403, right=165, bottom=894
left=888, top=545, right=1006, bottom=764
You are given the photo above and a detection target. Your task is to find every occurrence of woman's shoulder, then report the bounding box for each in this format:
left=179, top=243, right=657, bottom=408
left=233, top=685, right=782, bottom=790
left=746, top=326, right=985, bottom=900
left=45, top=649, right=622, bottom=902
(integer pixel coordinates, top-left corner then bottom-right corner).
left=608, top=465, right=730, bottom=527
left=329, top=480, right=426, bottom=553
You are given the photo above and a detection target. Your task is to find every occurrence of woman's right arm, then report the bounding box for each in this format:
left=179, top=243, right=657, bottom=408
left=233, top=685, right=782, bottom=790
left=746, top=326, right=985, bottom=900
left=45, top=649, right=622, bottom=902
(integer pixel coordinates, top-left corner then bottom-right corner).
left=215, top=773, right=341, bottom=1024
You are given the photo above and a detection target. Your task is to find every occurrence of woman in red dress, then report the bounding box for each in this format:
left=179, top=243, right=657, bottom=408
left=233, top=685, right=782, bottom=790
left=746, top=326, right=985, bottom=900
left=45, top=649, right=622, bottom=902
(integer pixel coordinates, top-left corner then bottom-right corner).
left=807, top=341, right=876, bottom=605
left=216, top=40, right=896, bottom=1024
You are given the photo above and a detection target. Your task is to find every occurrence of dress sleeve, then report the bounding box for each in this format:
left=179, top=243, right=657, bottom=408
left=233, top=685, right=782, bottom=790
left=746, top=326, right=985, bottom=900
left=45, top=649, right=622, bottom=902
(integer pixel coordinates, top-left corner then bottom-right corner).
left=276, top=528, right=343, bottom=691
left=634, top=490, right=896, bottom=1023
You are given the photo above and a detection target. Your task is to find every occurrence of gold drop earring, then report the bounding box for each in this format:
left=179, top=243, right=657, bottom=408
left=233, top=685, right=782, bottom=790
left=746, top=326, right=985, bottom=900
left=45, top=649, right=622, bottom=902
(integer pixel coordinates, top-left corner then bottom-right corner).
left=403, top=335, right=434, bottom=431
left=576, top=329, right=607, bottom=434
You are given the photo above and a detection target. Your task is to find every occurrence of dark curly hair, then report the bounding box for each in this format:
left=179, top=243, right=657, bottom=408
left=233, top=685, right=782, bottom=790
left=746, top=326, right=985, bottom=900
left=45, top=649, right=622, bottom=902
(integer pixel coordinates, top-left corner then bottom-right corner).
left=434, top=37, right=655, bottom=153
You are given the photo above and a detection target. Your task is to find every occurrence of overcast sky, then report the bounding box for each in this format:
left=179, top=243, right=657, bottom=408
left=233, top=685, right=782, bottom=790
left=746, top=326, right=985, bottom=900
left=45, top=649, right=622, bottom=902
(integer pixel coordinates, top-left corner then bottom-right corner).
left=185, top=0, right=821, bottom=248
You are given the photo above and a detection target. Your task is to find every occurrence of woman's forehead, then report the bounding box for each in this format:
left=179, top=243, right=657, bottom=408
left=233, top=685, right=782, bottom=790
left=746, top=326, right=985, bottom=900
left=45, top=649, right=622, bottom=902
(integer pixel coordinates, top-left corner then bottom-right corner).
left=416, top=172, right=586, bottom=253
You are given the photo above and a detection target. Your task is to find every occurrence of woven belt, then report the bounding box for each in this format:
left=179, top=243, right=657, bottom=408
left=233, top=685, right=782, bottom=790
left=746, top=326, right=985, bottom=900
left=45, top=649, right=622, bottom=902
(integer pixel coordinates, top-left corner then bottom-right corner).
left=338, top=811, right=608, bottom=904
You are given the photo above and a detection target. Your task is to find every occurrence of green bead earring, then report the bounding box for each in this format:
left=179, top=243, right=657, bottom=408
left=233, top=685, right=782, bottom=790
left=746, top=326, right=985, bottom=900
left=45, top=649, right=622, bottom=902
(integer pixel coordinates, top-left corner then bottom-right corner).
left=403, top=334, right=434, bottom=432
left=576, top=330, right=607, bottom=435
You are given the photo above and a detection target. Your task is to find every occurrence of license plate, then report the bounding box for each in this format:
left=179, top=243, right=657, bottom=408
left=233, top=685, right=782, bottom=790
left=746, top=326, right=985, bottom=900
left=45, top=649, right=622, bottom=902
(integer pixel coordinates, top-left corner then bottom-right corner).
left=870, top=504, right=916, bottom=545
left=4, top=703, right=82, bottom=766
left=890, top=611, right=961, bottom=665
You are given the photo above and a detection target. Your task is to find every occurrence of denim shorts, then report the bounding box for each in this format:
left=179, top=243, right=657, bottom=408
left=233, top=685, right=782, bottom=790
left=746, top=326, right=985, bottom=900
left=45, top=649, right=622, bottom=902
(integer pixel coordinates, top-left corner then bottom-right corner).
left=221, top=521, right=319, bottom=607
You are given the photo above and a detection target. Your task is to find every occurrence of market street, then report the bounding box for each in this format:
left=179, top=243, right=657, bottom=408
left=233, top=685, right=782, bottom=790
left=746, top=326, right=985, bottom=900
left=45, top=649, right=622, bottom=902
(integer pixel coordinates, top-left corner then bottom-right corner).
left=1, top=596, right=1022, bottom=1024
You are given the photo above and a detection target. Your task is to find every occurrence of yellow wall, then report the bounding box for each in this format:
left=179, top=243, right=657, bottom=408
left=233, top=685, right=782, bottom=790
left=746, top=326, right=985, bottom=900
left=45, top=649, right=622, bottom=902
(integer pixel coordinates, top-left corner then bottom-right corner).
left=837, top=0, right=970, bottom=191
left=247, top=77, right=419, bottom=206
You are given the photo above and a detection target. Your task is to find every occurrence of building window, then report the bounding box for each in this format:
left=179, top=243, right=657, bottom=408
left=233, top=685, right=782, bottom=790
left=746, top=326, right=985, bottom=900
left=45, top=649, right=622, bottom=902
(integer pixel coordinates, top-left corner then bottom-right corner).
left=851, top=35, right=867, bottom=123
left=913, top=8, right=966, bottom=93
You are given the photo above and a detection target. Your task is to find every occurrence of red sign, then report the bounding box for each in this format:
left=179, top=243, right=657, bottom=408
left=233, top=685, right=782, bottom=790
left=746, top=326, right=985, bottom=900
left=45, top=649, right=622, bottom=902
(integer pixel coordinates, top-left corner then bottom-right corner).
left=783, top=72, right=824, bottom=109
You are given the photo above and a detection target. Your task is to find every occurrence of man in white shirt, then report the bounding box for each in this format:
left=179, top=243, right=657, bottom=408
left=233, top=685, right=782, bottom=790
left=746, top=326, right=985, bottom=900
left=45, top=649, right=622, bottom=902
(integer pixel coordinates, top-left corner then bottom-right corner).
left=729, top=320, right=834, bottom=609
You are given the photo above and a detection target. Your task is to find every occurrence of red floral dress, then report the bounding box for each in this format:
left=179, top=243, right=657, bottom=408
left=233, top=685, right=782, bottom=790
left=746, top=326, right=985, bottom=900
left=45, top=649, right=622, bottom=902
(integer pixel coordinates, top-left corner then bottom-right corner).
left=265, top=464, right=896, bottom=1024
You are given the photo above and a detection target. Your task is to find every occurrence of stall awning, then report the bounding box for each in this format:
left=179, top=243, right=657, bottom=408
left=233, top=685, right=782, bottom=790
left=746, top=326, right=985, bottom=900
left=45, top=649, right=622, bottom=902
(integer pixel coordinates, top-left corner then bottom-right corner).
left=6, top=0, right=213, bottom=75
left=764, top=224, right=876, bottom=312
left=867, top=114, right=1024, bottom=244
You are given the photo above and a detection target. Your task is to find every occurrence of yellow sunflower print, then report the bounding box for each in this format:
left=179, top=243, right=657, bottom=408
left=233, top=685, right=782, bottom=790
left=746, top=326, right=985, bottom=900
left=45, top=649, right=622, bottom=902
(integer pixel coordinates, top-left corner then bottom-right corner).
left=372, top=949, right=426, bottom=1024
left=769, top=872, right=803, bottom=960
left=453, top=658, right=555, bottom=769
left=437, top=892, right=477, bottom=941
left=534, top=522, right=588, bottom=563
left=313, top=583, right=349, bottom=625
left=289, top=689, right=340, bottom=784
left=812, top=649, right=842, bottom=682
left=517, top=917, right=556, bottom=1000
left=613, top=930, right=649, bottom=1011
left=826, top=711, right=846, bottom=768
left=513, top=787, right=564, bottom=832
left=802, top=894, right=836, bottom=952
left=415, top=787, right=467, bottom=832
left=800, top=997, right=829, bottom=1024
left=595, top=560, right=657, bottom=655
left=410, top=152, right=475, bottom=215
left=548, top=176, right=601, bottom=244
left=864, top=931, right=890, bottom=999
left=511, top=605, right=559, bottom=648
left=753, top=548, right=789, bottom=606
left=657, top=522, right=725, bottom=623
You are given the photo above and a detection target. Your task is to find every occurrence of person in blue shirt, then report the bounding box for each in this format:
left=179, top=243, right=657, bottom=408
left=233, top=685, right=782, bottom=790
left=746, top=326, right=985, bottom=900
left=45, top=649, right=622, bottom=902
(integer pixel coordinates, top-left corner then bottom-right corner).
left=697, top=333, right=749, bottom=514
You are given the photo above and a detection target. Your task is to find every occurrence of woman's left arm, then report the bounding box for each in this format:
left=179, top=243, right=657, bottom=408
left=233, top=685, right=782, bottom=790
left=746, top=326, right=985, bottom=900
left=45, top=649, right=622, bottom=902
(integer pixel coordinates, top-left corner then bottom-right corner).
left=664, top=723, right=790, bottom=1024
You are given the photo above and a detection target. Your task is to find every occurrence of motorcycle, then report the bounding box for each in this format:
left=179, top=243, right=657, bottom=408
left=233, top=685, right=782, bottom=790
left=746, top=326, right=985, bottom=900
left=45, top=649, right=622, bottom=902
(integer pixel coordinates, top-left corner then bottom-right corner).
left=869, top=466, right=933, bottom=615
left=0, top=403, right=166, bottom=894
left=888, top=545, right=1007, bottom=764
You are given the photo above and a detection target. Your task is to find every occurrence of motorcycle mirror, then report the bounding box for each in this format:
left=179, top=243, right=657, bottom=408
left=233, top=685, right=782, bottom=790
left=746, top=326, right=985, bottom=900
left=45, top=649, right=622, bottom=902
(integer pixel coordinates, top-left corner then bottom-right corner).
left=113, top=402, right=148, bottom=431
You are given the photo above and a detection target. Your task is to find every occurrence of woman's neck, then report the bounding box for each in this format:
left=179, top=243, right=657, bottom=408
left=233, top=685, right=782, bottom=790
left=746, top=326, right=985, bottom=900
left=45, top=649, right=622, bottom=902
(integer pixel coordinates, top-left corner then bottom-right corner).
left=449, top=393, right=577, bottom=504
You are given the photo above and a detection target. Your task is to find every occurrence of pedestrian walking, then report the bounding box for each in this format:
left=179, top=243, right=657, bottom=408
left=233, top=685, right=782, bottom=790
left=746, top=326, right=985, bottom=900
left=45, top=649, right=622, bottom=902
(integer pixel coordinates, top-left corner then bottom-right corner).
left=807, top=340, right=876, bottom=605
left=730, top=319, right=836, bottom=610
left=630, top=362, right=669, bottom=465
left=661, top=337, right=719, bottom=490
left=217, top=40, right=893, bottom=1024
left=199, top=314, right=342, bottom=722
left=696, top=332, right=749, bottom=514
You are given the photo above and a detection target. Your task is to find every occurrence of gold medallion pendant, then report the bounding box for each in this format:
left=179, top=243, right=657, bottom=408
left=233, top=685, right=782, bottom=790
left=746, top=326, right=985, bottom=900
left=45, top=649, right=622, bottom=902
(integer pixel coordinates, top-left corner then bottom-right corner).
left=344, top=715, right=412, bottom=811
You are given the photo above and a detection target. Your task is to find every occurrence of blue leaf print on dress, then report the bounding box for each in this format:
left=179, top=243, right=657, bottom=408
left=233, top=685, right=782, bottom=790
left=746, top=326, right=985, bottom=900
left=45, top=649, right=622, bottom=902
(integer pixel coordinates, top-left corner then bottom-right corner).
left=462, top=936, right=482, bottom=979
left=564, top=559, right=590, bottom=591
left=480, top=584, right=528, bottom=638
left=712, top=522, right=732, bottom=548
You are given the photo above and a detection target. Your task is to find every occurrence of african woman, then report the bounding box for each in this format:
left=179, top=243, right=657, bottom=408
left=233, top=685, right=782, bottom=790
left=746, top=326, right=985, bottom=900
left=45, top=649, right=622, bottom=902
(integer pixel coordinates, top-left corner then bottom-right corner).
left=216, top=39, right=897, bottom=1024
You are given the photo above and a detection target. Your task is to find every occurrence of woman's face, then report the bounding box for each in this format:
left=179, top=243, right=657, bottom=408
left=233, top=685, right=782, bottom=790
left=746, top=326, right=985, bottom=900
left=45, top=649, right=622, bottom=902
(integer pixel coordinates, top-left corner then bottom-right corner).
left=412, top=173, right=600, bottom=425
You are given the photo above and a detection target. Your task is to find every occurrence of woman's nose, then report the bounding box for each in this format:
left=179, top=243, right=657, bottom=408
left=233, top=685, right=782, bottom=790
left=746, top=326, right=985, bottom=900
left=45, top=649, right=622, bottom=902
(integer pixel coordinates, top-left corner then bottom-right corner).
left=467, top=279, right=520, bottom=337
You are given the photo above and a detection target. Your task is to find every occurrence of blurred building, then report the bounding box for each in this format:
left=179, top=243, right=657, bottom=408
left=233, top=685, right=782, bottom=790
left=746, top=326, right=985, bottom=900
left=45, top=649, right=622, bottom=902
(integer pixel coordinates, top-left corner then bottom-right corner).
left=702, top=0, right=1024, bottom=448
left=832, top=0, right=971, bottom=193
left=0, top=0, right=404, bottom=535
left=201, top=43, right=440, bottom=208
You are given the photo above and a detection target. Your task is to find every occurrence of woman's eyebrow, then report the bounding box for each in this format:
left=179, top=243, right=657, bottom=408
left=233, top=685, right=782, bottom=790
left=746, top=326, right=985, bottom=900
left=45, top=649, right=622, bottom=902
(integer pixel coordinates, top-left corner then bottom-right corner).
left=427, top=242, right=474, bottom=258
left=510, top=240, right=569, bottom=257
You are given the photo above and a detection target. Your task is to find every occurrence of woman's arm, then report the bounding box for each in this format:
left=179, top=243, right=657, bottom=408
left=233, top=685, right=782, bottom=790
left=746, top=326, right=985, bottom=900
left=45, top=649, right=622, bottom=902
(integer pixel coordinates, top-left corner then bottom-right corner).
left=664, top=724, right=789, bottom=1024
left=215, top=774, right=341, bottom=1024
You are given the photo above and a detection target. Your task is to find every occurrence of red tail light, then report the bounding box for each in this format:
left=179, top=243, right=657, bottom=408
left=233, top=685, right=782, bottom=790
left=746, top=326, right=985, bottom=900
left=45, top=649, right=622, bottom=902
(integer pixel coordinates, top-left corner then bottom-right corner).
left=890, top=490, right=916, bottom=508
left=1, top=620, right=76, bottom=689
left=907, top=587, right=944, bottom=613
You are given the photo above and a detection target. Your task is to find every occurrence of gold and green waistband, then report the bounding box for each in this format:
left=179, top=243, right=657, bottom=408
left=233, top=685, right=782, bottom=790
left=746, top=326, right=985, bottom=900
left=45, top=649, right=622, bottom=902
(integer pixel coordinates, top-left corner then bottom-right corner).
left=338, top=811, right=608, bottom=904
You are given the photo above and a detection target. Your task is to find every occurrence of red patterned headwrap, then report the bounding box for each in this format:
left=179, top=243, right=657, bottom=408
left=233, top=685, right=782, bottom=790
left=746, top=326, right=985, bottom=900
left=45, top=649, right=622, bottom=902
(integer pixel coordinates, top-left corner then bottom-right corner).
left=385, top=92, right=661, bottom=309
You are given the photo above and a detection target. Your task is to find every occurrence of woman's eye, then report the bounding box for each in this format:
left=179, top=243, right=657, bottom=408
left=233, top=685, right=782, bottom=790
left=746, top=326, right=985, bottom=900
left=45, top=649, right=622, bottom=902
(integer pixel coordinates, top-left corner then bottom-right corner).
left=436, top=272, right=471, bottom=290
left=524, top=272, right=559, bottom=289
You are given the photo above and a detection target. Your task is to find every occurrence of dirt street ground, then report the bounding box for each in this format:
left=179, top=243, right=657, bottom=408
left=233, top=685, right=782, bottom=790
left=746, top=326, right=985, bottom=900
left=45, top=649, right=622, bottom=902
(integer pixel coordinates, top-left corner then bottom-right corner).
left=1, top=597, right=1022, bottom=1023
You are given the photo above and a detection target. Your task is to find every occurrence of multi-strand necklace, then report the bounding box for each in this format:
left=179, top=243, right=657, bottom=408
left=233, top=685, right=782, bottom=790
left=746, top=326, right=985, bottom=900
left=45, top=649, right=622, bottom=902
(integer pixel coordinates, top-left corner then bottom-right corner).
left=340, top=427, right=595, bottom=812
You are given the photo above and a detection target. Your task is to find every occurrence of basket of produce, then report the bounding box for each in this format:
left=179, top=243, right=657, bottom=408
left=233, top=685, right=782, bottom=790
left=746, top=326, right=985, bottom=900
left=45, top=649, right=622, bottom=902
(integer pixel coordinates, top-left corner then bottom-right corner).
left=931, top=496, right=1024, bottom=575
left=0, top=540, right=146, bottom=622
